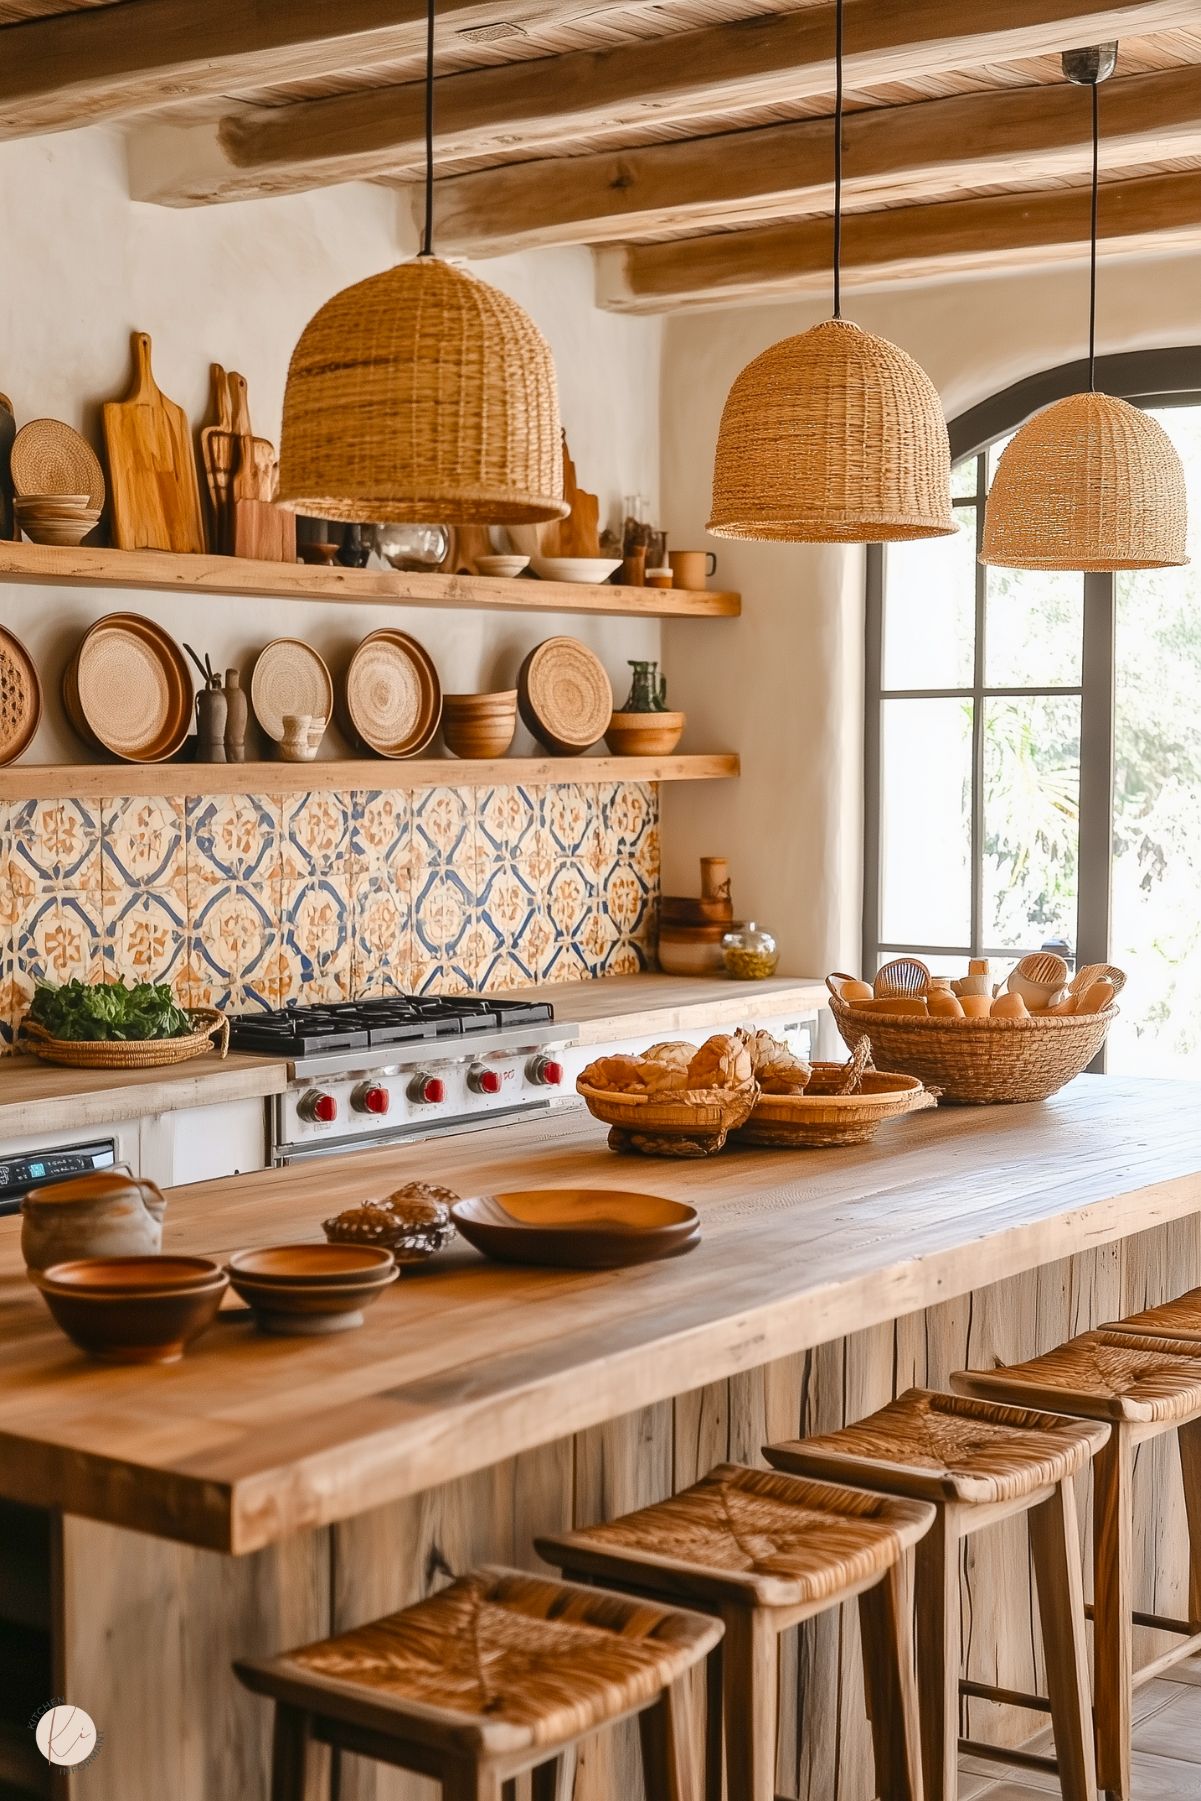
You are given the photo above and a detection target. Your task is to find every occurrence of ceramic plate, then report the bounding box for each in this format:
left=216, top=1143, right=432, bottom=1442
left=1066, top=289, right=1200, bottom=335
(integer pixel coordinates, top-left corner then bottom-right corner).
left=451, top=1189, right=699, bottom=1269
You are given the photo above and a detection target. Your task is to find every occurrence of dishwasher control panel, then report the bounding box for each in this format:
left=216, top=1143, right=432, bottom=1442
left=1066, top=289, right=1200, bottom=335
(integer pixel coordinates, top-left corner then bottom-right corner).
left=0, top=1139, right=117, bottom=1216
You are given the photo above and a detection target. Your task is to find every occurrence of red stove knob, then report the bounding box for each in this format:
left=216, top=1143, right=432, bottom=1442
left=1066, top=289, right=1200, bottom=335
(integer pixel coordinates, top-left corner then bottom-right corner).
left=352, top=1083, right=391, bottom=1116
left=300, top=1089, right=338, bottom=1124
left=408, top=1073, right=445, bottom=1105
left=469, top=1065, right=503, bottom=1095
left=528, top=1056, right=564, bottom=1088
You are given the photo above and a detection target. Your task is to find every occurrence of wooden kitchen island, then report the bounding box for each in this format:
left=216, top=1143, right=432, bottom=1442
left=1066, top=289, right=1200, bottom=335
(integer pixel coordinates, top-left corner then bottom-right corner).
left=2, top=1077, right=1201, bottom=1801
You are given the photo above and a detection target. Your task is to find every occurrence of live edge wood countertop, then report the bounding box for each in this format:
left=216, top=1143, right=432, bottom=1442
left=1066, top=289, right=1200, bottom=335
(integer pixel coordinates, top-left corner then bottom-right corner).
left=0, top=973, right=825, bottom=1138
left=0, top=1076, right=1198, bottom=1556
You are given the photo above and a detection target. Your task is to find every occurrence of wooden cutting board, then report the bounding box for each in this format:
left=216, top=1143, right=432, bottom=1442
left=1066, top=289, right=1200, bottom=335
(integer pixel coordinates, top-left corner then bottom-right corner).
left=0, top=395, right=14, bottom=542
left=228, top=371, right=276, bottom=504
left=545, top=432, right=600, bottom=558
left=198, top=363, right=236, bottom=552
left=103, top=331, right=207, bottom=554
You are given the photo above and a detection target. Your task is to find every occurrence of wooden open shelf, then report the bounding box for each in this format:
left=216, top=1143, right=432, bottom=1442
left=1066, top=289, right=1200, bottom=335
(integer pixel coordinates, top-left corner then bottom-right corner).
left=0, top=752, right=740, bottom=801
left=0, top=541, right=739, bottom=619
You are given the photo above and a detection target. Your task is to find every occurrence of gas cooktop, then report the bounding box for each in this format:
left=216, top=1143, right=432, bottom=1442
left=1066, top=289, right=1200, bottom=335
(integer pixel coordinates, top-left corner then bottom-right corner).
left=228, top=994, right=555, bottom=1058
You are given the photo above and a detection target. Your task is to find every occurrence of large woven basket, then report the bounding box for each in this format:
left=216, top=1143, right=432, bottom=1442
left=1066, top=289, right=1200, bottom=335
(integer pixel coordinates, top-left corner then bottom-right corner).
left=736, top=1064, right=934, bottom=1149
left=828, top=997, right=1115, bottom=1105
left=19, top=1009, right=228, bottom=1070
left=577, top=1079, right=759, bottom=1158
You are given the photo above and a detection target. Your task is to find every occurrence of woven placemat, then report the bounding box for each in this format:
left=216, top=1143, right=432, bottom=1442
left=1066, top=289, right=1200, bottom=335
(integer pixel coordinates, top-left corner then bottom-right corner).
left=345, top=629, right=440, bottom=757
left=11, top=418, right=105, bottom=508
left=518, top=636, right=612, bottom=753
left=251, top=638, right=334, bottom=743
left=0, top=625, right=40, bottom=764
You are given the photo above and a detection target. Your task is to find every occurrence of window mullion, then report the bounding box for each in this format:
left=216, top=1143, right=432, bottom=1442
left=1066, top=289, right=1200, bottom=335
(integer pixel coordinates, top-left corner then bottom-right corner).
left=969, top=452, right=987, bottom=959
left=1078, top=569, right=1116, bottom=1069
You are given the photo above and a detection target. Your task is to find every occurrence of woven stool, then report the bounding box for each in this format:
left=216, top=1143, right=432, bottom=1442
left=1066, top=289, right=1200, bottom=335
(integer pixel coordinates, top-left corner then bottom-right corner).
left=234, top=1565, right=721, bottom=1801
left=954, top=1325, right=1201, bottom=1801
left=536, top=1460, right=934, bottom=1801
left=764, top=1387, right=1110, bottom=1801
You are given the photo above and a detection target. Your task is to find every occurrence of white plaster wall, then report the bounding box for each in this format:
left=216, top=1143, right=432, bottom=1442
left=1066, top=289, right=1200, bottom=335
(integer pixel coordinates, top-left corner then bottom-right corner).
left=660, top=244, right=1201, bottom=977
left=0, top=127, right=663, bottom=761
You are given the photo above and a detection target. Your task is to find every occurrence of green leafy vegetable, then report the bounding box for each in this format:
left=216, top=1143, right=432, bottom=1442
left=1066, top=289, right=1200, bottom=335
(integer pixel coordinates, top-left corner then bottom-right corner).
left=27, top=979, right=194, bottom=1043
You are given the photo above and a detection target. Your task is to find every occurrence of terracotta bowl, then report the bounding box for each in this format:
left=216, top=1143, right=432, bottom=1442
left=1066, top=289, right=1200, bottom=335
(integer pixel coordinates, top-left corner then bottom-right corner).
left=227, top=1267, right=398, bottom=1335
left=35, top=1257, right=228, bottom=1364
left=226, top=1243, right=396, bottom=1286
left=442, top=691, right=519, bottom=760
left=605, top=710, right=685, bottom=756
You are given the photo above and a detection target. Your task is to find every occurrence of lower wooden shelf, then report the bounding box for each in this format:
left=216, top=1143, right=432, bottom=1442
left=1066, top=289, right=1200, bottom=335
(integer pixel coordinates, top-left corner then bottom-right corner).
left=0, top=752, right=739, bottom=801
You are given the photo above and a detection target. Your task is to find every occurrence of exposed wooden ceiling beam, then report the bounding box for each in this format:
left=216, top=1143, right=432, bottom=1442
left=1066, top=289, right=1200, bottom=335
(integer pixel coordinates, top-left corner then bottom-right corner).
left=0, top=0, right=632, bottom=138
left=597, top=170, right=1201, bottom=310
left=135, top=0, right=1201, bottom=206
left=436, top=63, right=1201, bottom=256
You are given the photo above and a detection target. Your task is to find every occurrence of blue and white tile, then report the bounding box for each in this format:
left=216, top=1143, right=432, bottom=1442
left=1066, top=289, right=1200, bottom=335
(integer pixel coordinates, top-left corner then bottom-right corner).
left=281, top=875, right=353, bottom=1004
left=352, top=874, right=413, bottom=998
left=350, top=790, right=410, bottom=878
left=101, top=794, right=185, bottom=894
left=280, top=791, right=352, bottom=883
left=11, top=798, right=103, bottom=891
left=476, top=785, right=545, bottom=863
left=102, top=887, right=188, bottom=990
left=545, top=783, right=597, bottom=859
left=186, top=879, right=280, bottom=1013
left=12, top=887, right=106, bottom=1014
left=186, top=792, right=281, bottom=889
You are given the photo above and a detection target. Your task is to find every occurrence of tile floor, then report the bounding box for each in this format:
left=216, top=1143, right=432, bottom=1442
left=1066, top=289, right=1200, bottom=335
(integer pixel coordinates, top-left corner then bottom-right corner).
left=961, top=1656, right=1201, bottom=1797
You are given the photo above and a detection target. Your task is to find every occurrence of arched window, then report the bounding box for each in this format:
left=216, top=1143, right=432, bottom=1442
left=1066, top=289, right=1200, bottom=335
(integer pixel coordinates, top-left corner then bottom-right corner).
left=863, top=348, right=1201, bottom=1074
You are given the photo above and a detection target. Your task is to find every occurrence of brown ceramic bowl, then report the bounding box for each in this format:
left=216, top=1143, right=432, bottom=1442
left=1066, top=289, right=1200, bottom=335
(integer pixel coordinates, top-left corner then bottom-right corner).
left=605, top=710, right=685, bottom=756
left=227, top=1267, right=398, bottom=1335
left=226, top=1244, right=396, bottom=1286
left=35, top=1258, right=228, bottom=1364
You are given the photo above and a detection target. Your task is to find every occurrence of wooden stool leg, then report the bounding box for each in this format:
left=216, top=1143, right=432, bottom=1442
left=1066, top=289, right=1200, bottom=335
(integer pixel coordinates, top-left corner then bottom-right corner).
left=1029, top=1476, right=1098, bottom=1801
left=704, top=1644, right=724, bottom=1801
left=639, top=1682, right=697, bottom=1801
left=1093, top=1426, right=1134, bottom=1801
left=441, top=1765, right=504, bottom=1801
left=270, top=1704, right=321, bottom=1801
left=532, top=1750, right=576, bottom=1801
left=858, top=1558, right=922, bottom=1801
left=718, top=1606, right=777, bottom=1801
left=1177, top=1419, right=1201, bottom=1625
left=913, top=1508, right=960, bottom=1801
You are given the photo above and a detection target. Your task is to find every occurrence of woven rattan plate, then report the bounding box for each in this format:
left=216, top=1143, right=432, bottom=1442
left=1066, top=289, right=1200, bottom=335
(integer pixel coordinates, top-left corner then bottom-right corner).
left=65, top=613, right=191, bottom=762
left=0, top=626, right=41, bottom=765
left=517, top=636, right=612, bottom=754
left=251, top=639, right=334, bottom=744
left=11, top=419, right=105, bottom=508
left=344, top=629, right=441, bottom=758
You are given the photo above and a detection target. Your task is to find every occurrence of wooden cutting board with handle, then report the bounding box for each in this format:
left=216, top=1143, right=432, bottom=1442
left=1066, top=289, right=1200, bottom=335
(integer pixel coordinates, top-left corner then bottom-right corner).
left=544, top=431, right=600, bottom=558
left=103, top=331, right=207, bottom=553
left=198, top=363, right=236, bottom=552
left=227, top=371, right=296, bottom=563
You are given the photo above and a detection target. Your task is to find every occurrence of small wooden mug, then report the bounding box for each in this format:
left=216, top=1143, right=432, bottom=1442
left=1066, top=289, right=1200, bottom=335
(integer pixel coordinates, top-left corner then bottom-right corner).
left=669, top=550, right=718, bottom=591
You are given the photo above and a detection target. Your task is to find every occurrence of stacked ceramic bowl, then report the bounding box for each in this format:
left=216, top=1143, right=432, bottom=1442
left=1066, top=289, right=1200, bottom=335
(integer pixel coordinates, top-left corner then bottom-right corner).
left=441, top=690, right=519, bottom=758
left=15, top=492, right=102, bottom=546
left=225, top=1243, right=398, bottom=1334
left=33, top=1255, right=228, bottom=1364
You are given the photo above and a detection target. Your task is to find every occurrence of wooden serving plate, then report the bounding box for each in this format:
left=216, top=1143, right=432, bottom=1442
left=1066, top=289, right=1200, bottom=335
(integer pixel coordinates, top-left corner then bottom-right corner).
left=451, top=1189, right=699, bottom=1268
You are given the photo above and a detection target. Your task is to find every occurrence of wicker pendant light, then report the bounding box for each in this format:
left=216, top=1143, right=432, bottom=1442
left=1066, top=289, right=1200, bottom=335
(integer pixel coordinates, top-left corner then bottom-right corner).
left=708, top=0, right=953, bottom=543
left=278, top=1, right=567, bottom=526
left=981, top=47, right=1188, bottom=571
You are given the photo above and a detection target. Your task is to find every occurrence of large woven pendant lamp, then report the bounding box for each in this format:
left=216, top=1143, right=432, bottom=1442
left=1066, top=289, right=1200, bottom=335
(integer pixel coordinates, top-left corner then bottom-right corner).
left=277, top=0, right=567, bottom=525
left=708, top=0, right=954, bottom=542
left=981, top=46, right=1187, bottom=571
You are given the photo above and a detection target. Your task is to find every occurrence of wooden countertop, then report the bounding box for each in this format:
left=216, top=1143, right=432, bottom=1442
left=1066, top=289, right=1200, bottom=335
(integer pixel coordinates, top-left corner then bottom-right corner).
left=0, top=1075, right=1197, bottom=1554
left=0, top=975, right=825, bottom=1137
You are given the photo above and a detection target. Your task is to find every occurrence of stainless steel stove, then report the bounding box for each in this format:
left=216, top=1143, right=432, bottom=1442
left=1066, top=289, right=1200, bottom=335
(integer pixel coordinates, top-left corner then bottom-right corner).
left=228, top=996, right=576, bottom=1164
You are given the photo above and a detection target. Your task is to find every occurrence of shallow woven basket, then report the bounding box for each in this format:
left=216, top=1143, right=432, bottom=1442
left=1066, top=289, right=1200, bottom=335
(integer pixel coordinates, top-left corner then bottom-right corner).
left=708, top=318, right=955, bottom=543
left=20, top=1009, right=228, bottom=1070
left=279, top=257, right=568, bottom=526
left=829, top=998, right=1116, bottom=1105
left=981, top=391, right=1188, bottom=572
left=577, top=1079, right=759, bottom=1158
left=736, top=1064, right=934, bottom=1149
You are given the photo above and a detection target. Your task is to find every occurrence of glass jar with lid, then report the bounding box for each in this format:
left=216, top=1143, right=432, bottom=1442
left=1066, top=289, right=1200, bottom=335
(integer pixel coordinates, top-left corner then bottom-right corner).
left=722, top=922, right=779, bottom=980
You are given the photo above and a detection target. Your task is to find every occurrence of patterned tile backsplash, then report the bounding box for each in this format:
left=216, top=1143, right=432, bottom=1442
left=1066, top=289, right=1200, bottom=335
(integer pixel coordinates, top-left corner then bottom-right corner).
left=0, top=781, right=660, bottom=1047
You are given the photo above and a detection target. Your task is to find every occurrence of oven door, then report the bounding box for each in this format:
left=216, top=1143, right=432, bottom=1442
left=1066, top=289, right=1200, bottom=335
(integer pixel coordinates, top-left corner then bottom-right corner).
left=271, top=1101, right=552, bottom=1166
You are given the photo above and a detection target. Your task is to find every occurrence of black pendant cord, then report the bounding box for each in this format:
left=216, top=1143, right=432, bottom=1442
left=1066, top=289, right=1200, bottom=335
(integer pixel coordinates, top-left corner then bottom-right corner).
left=1087, top=76, right=1099, bottom=391
left=420, top=0, right=436, bottom=257
left=832, top=0, right=844, bottom=319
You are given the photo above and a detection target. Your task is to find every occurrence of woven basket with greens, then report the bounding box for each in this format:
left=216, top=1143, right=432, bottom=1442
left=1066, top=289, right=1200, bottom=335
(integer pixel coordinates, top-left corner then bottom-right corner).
left=20, top=980, right=228, bottom=1069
